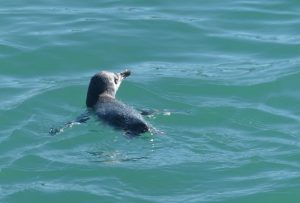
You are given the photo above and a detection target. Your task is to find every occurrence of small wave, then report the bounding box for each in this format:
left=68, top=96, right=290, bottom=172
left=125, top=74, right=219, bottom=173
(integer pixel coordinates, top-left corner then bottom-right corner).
left=132, top=60, right=300, bottom=86
left=0, top=73, right=92, bottom=111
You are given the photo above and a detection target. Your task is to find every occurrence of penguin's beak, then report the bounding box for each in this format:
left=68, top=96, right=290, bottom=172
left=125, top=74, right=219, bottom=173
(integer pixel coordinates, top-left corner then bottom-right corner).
left=120, top=69, right=131, bottom=79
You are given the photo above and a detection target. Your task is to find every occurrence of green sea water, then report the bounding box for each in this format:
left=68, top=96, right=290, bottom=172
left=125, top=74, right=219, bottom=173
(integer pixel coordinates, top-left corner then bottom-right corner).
left=1, top=0, right=300, bottom=202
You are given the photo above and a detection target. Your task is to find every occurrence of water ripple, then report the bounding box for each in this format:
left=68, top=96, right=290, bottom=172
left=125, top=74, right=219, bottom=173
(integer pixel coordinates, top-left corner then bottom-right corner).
left=0, top=73, right=92, bottom=111
left=134, top=60, right=300, bottom=86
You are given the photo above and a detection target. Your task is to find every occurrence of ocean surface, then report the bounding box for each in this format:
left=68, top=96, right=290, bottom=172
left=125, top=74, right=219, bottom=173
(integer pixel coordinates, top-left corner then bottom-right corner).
left=1, top=0, right=300, bottom=202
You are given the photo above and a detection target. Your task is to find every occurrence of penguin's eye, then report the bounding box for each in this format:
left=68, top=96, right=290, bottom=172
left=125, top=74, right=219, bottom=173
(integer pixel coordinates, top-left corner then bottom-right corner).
left=114, top=77, right=119, bottom=85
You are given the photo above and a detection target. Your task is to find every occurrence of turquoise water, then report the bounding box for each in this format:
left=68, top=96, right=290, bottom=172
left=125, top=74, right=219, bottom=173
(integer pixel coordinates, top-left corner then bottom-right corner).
left=1, top=0, right=300, bottom=202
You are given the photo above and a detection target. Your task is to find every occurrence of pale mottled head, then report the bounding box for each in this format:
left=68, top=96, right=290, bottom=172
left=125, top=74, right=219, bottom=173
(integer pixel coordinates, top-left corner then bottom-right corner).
left=86, top=70, right=131, bottom=108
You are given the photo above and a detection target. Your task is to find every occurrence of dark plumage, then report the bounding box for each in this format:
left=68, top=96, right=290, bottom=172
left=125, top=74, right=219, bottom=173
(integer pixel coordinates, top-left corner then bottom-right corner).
left=86, top=70, right=149, bottom=135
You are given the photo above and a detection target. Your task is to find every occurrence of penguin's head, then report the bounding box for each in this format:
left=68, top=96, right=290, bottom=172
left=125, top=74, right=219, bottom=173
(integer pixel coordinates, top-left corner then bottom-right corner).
left=86, top=70, right=131, bottom=108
